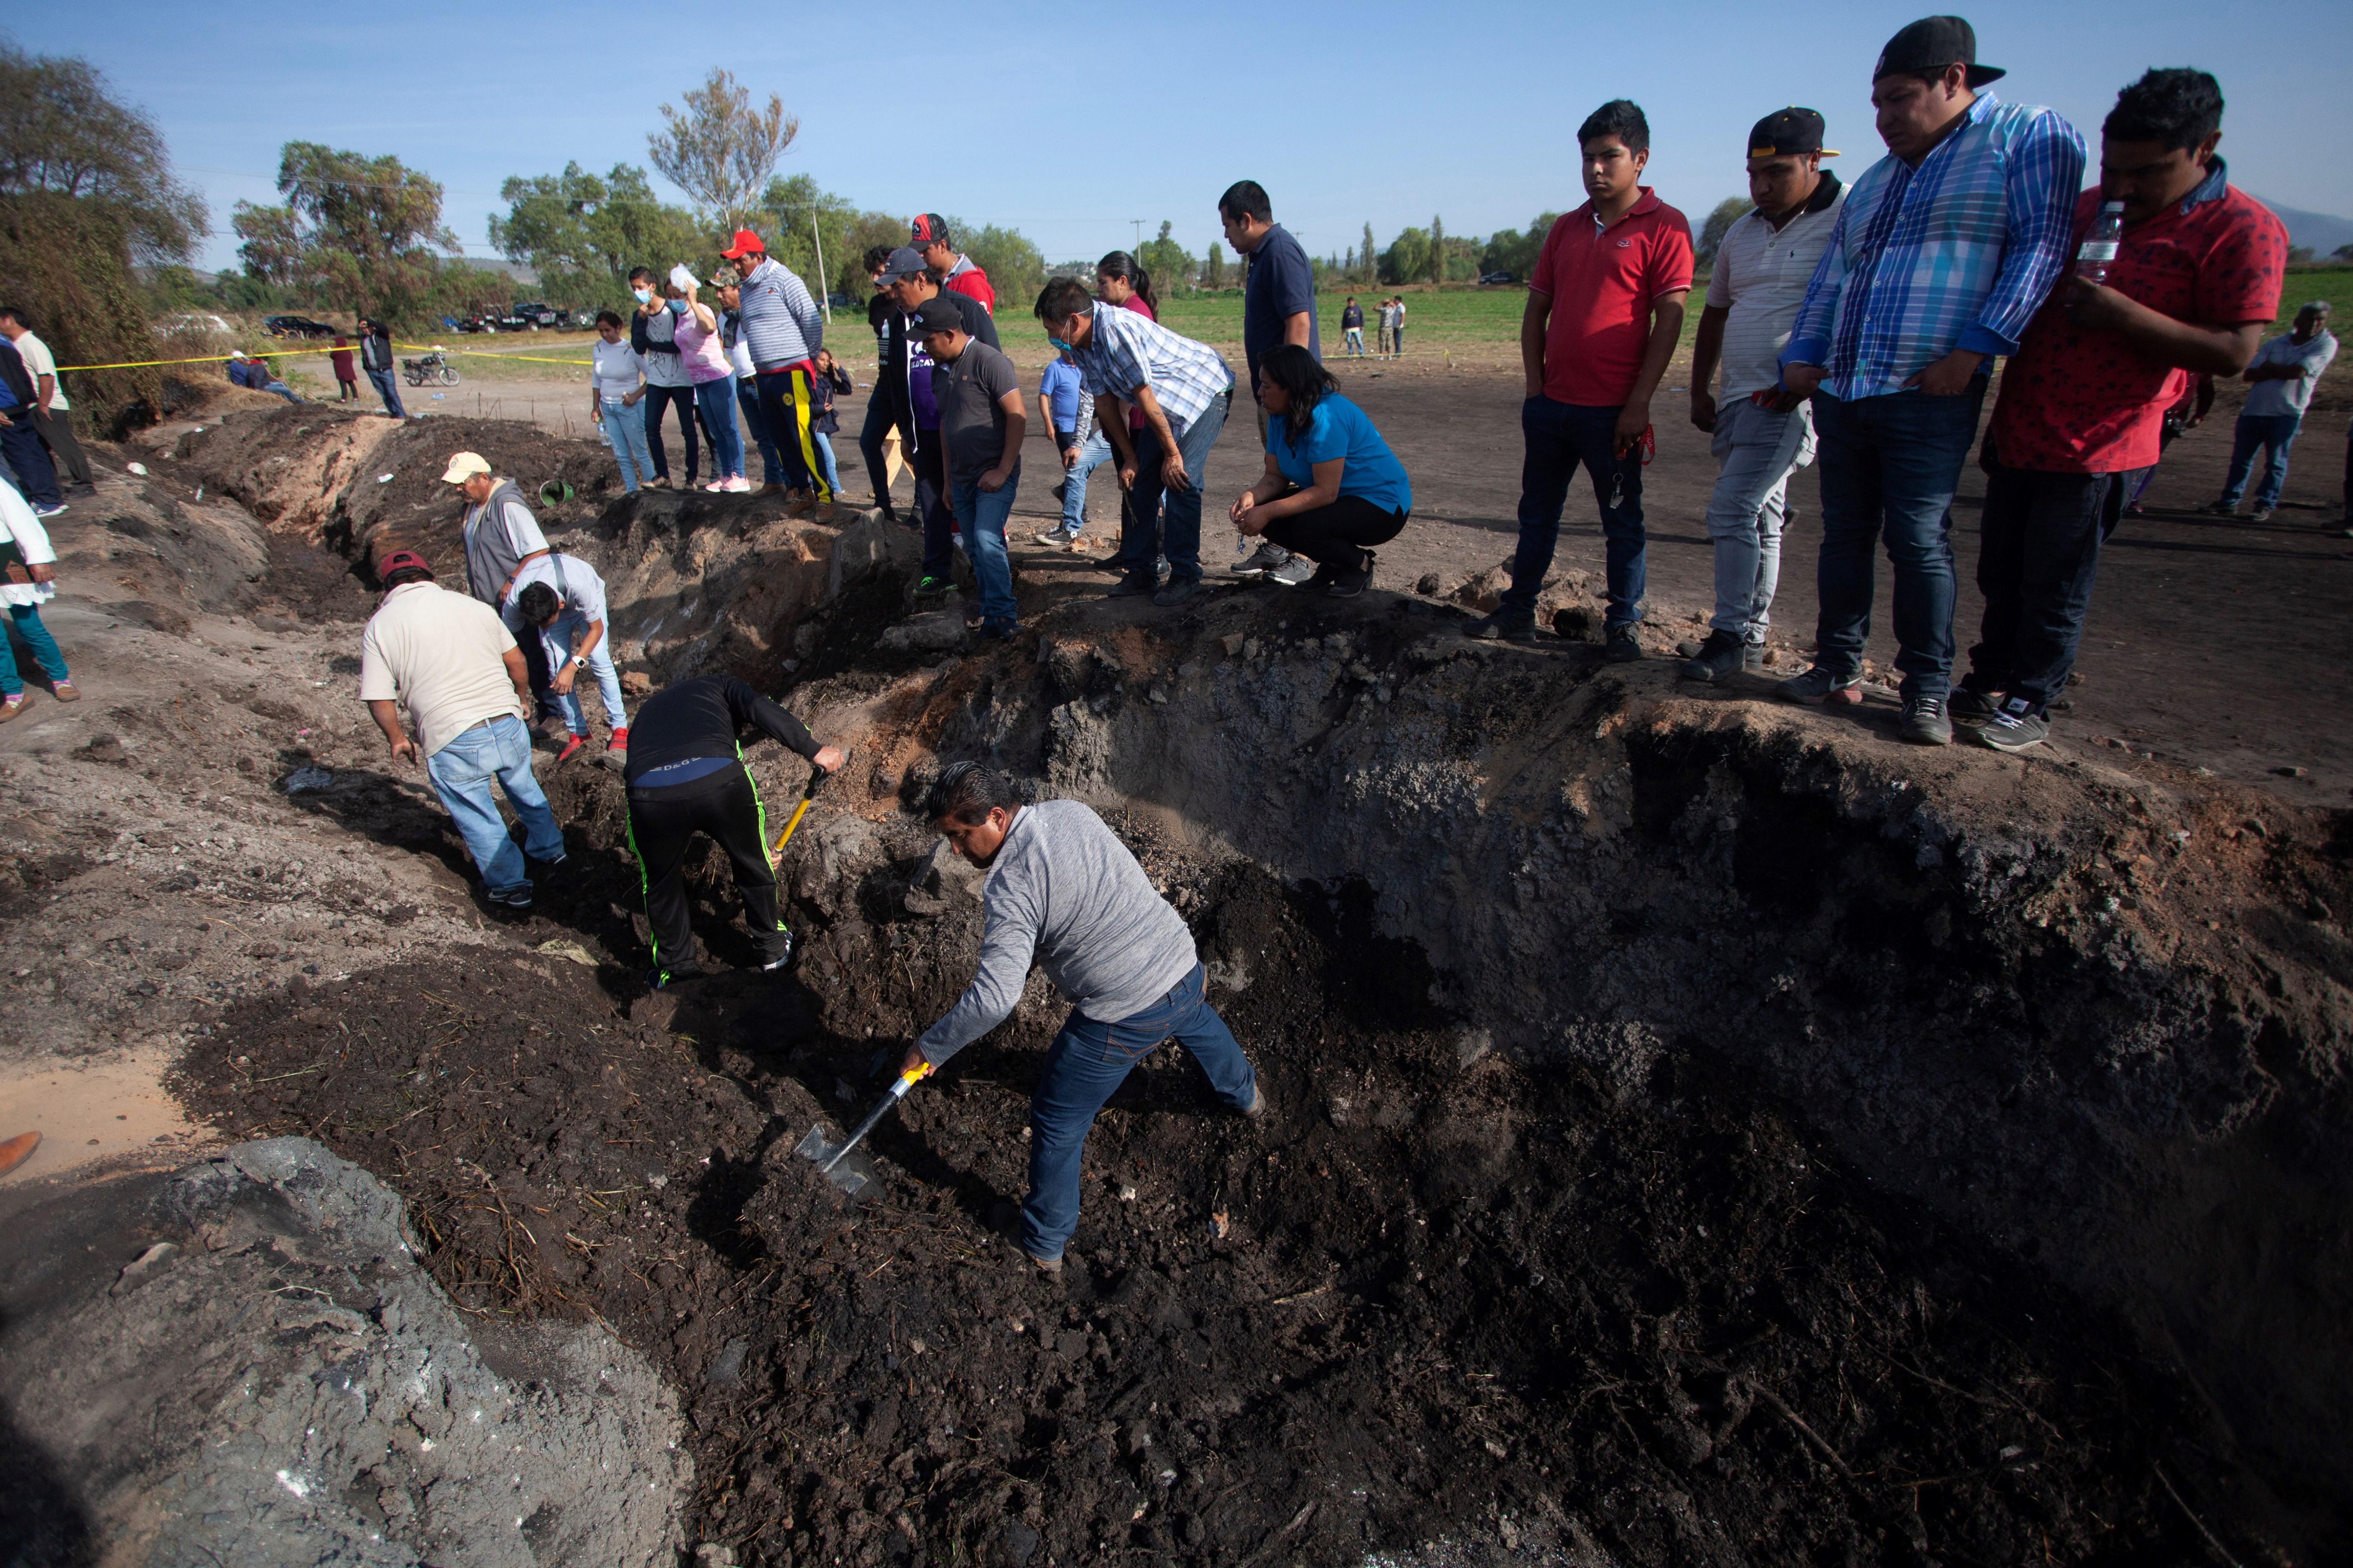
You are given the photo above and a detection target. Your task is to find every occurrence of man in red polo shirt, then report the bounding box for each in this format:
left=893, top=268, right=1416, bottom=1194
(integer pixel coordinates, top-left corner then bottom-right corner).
left=1961, top=68, right=2284, bottom=753
left=1470, top=100, right=1693, bottom=655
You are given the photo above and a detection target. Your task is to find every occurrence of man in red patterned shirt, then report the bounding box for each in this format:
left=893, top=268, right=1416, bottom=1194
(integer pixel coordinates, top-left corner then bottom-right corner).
left=1962, top=68, right=2284, bottom=752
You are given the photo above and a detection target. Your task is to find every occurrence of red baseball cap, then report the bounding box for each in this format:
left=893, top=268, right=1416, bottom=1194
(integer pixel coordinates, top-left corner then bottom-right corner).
left=378, top=549, right=432, bottom=580
left=719, top=228, right=765, bottom=260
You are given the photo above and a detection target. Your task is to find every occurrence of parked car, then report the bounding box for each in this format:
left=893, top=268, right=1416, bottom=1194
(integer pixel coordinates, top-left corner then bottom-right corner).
left=510, top=301, right=564, bottom=331
left=1477, top=271, right=1517, bottom=287
left=262, top=314, right=338, bottom=338
left=827, top=293, right=855, bottom=312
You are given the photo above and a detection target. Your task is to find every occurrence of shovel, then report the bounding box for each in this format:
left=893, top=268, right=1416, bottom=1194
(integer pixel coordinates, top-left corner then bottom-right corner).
left=768, top=761, right=829, bottom=866
left=795, top=1059, right=932, bottom=1198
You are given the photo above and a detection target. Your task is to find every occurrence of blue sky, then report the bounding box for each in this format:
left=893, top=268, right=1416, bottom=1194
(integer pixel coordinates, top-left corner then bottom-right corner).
left=14, top=0, right=2352, bottom=275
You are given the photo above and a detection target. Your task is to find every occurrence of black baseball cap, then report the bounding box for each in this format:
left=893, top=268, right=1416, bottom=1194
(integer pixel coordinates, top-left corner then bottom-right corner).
left=910, top=213, right=952, bottom=248
left=910, top=297, right=965, bottom=338
left=1748, top=108, right=1839, bottom=160
left=877, top=246, right=929, bottom=282
left=1873, top=15, right=2004, bottom=86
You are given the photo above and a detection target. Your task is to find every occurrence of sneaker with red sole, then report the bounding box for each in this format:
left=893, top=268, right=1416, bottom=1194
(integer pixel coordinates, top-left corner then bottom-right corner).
left=555, top=733, right=586, bottom=764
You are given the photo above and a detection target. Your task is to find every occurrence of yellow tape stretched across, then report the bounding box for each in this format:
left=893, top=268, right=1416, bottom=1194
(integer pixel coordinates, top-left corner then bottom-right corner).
left=56, top=337, right=594, bottom=373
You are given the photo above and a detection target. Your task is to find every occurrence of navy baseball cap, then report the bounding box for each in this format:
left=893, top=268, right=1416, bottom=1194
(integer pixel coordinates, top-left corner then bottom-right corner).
left=877, top=246, right=929, bottom=282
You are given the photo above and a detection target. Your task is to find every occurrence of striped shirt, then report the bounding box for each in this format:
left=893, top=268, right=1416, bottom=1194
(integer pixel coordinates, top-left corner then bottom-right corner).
left=737, top=255, right=824, bottom=373
left=1069, top=304, right=1234, bottom=435
left=1781, top=92, right=2086, bottom=401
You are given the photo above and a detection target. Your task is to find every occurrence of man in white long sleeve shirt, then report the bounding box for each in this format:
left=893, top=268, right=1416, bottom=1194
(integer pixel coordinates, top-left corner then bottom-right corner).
left=900, top=764, right=1261, bottom=1272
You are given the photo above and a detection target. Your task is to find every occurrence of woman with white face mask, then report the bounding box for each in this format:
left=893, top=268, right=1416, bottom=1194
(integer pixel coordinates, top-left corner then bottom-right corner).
left=631, top=264, right=699, bottom=489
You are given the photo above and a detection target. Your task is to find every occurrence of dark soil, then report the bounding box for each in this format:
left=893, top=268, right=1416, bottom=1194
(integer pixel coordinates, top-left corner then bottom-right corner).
left=174, top=825, right=2259, bottom=1568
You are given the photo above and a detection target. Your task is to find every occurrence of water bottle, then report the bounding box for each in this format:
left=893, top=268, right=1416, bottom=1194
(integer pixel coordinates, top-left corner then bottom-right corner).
left=2076, top=201, right=2125, bottom=284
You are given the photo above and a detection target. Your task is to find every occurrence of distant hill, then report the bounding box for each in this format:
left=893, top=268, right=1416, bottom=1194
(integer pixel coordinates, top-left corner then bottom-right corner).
left=2254, top=198, right=2353, bottom=257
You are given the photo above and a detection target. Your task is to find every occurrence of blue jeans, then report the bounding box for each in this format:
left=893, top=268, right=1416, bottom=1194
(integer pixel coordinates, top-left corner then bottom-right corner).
left=1023, top=962, right=1254, bottom=1263
left=601, top=396, right=655, bottom=491
left=2220, top=412, right=2302, bottom=510
left=366, top=367, right=406, bottom=419
left=737, top=382, right=783, bottom=486
left=1502, top=396, right=1647, bottom=627
left=0, top=422, right=62, bottom=507
left=421, top=714, right=564, bottom=898
left=949, top=469, right=1019, bottom=630
left=1810, top=383, right=1986, bottom=702
left=1344, top=327, right=1365, bottom=356
left=0, top=603, right=70, bottom=695
left=1115, top=389, right=1231, bottom=585
left=1061, top=429, right=1114, bottom=534
left=693, top=378, right=743, bottom=481
left=813, top=432, right=843, bottom=495
left=535, top=608, right=628, bottom=737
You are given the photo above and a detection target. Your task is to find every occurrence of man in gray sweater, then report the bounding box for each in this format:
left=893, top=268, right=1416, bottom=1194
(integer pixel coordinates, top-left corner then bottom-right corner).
left=719, top=228, right=832, bottom=518
left=901, top=763, right=1261, bottom=1272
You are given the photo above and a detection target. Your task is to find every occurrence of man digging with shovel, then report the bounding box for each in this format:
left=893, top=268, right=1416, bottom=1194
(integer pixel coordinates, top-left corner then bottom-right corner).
left=898, top=763, right=1263, bottom=1276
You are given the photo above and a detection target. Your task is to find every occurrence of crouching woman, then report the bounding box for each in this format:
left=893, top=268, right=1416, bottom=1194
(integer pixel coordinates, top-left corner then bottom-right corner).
left=1229, top=344, right=1412, bottom=597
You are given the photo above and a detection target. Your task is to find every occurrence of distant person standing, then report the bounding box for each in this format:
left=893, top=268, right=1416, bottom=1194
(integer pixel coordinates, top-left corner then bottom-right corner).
left=588, top=310, right=654, bottom=493
left=0, top=478, right=80, bottom=720
left=913, top=213, right=995, bottom=315
left=329, top=330, right=359, bottom=402
left=879, top=247, right=999, bottom=597
left=1033, top=349, right=1095, bottom=548
left=1774, top=16, right=2086, bottom=746
left=1390, top=296, right=1408, bottom=357
left=0, top=336, right=65, bottom=516
left=359, top=548, right=564, bottom=911
left=1962, top=67, right=2284, bottom=754
left=1219, top=180, right=1319, bottom=586
left=1680, top=108, right=1846, bottom=683
left=0, top=309, right=89, bottom=492
left=359, top=319, right=405, bottom=418
left=720, top=229, right=832, bottom=519
left=809, top=349, right=853, bottom=500
left=713, top=267, right=785, bottom=494
left=1341, top=296, right=1366, bottom=356
left=1468, top=98, right=1695, bottom=657
left=917, top=296, right=1027, bottom=639
left=2205, top=301, right=2335, bottom=522
left=1035, top=277, right=1235, bottom=607
left=1375, top=297, right=1397, bottom=357
left=631, top=265, right=698, bottom=491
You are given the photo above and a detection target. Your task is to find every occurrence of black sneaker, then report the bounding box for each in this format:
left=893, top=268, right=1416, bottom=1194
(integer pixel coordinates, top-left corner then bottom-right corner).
left=1975, top=698, right=2049, bottom=753
left=1603, top=625, right=1644, bottom=663
left=1106, top=573, right=1158, bottom=599
left=1679, top=630, right=1744, bottom=683
left=1299, top=562, right=1342, bottom=595
left=759, top=930, right=795, bottom=971
left=1327, top=553, right=1374, bottom=598
left=647, top=960, right=705, bottom=990
left=1151, top=579, right=1203, bottom=608
left=1900, top=694, right=1953, bottom=746
left=1466, top=611, right=1536, bottom=642
left=486, top=884, right=533, bottom=911
left=913, top=574, right=950, bottom=598
left=1949, top=685, right=2000, bottom=725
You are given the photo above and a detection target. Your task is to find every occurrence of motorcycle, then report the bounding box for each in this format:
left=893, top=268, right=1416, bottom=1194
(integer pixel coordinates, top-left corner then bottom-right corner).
left=402, top=352, right=461, bottom=388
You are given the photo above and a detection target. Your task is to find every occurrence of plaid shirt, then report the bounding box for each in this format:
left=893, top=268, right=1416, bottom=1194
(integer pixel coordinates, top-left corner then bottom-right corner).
left=1070, top=304, right=1233, bottom=435
left=1781, top=92, right=2086, bottom=401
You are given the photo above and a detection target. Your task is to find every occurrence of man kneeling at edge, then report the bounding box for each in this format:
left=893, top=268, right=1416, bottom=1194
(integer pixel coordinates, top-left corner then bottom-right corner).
left=626, top=675, right=844, bottom=988
left=900, top=764, right=1263, bottom=1275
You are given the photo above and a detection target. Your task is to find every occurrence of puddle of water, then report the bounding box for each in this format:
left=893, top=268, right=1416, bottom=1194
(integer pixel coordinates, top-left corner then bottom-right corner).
left=0, top=1049, right=208, bottom=1183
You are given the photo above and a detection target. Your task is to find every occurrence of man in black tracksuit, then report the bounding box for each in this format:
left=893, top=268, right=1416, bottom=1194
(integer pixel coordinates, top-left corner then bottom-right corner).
left=623, top=675, right=843, bottom=986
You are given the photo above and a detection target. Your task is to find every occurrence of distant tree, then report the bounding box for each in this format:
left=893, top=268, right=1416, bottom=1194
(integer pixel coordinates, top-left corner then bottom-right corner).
left=1359, top=222, right=1377, bottom=282
left=0, top=41, right=205, bottom=263
left=492, top=162, right=704, bottom=308
left=1696, top=196, right=1754, bottom=270
left=1201, top=241, right=1225, bottom=290
left=1380, top=227, right=1428, bottom=286
left=647, top=68, right=797, bottom=232
left=2286, top=245, right=2316, bottom=264
left=1428, top=216, right=1446, bottom=286
left=2335, top=243, right=2353, bottom=262
left=233, top=142, right=460, bottom=321
left=959, top=223, right=1049, bottom=309
left=1139, top=219, right=1192, bottom=294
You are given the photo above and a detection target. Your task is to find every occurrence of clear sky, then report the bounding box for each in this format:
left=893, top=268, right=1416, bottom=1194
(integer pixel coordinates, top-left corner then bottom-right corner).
left=12, top=0, right=2351, bottom=275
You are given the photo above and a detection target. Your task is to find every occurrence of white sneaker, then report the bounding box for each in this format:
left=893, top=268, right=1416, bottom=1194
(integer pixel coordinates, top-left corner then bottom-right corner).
left=1232, top=541, right=1292, bottom=577
left=1267, top=556, right=1317, bottom=587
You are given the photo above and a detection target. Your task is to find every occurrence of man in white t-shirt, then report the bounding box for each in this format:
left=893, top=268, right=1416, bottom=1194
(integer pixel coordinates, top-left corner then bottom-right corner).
left=359, top=549, right=565, bottom=910
left=0, top=307, right=92, bottom=490
left=1683, top=108, right=1848, bottom=684
left=2207, top=301, right=2336, bottom=521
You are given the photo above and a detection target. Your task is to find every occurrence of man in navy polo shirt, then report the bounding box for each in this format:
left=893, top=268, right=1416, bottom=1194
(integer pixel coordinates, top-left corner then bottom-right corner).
left=1220, top=180, right=1320, bottom=586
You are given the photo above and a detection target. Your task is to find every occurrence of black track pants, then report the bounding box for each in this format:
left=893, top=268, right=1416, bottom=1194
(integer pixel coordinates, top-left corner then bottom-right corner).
left=625, top=765, right=785, bottom=976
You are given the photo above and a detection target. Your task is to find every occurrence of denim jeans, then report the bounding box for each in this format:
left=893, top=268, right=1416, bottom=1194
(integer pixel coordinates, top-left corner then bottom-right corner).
left=1704, top=396, right=1814, bottom=643
left=0, top=422, right=62, bottom=507
left=949, top=469, right=1020, bottom=630
left=1502, top=396, right=1647, bottom=628
left=1810, top=382, right=1986, bottom=701
left=813, top=432, right=843, bottom=495
left=421, top=714, right=564, bottom=897
left=260, top=380, right=301, bottom=405
left=1061, top=429, right=1114, bottom=534
left=1022, top=962, right=1254, bottom=1263
left=1965, top=459, right=2135, bottom=716
left=736, top=381, right=783, bottom=486
left=366, top=367, right=406, bottom=419
left=601, top=396, right=655, bottom=491
left=0, top=603, right=70, bottom=695
left=535, top=607, right=628, bottom=736
left=1343, top=327, right=1366, bottom=356
left=1115, top=389, right=1230, bottom=585
left=642, top=383, right=697, bottom=484
left=693, top=378, right=743, bottom=481
left=2220, top=412, right=2302, bottom=509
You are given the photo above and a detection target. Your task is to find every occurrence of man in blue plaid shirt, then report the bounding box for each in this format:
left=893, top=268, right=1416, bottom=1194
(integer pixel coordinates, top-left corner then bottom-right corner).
left=1776, top=15, right=2085, bottom=746
left=1035, top=277, right=1236, bottom=607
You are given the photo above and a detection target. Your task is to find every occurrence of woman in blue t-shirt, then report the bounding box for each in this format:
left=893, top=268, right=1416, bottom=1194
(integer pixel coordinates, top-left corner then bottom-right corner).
left=1228, top=345, right=1412, bottom=596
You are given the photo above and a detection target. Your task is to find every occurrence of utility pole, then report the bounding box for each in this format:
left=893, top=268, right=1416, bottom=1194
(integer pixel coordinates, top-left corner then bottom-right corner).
left=810, top=209, right=831, bottom=323
left=1130, top=219, right=1144, bottom=251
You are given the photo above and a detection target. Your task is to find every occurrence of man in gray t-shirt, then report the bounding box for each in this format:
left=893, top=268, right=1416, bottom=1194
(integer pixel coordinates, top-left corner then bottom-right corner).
left=915, top=297, right=1027, bottom=636
left=901, top=765, right=1261, bottom=1272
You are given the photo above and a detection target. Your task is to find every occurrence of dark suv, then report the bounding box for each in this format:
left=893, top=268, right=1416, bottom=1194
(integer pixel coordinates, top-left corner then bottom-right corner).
left=262, top=314, right=338, bottom=338
left=510, top=302, right=564, bottom=330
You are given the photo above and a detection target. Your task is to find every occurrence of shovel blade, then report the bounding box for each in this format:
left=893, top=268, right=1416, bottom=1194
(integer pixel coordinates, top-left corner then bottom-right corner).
left=794, top=1122, right=878, bottom=1200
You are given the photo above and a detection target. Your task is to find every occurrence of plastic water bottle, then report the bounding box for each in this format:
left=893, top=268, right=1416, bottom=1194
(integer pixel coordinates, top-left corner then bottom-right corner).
left=2075, top=201, right=2125, bottom=284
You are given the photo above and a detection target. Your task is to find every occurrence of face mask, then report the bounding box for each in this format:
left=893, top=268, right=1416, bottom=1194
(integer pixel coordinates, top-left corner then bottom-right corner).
left=1047, top=336, right=1076, bottom=354
left=632, top=288, right=652, bottom=304
left=667, top=298, right=688, bottom=316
